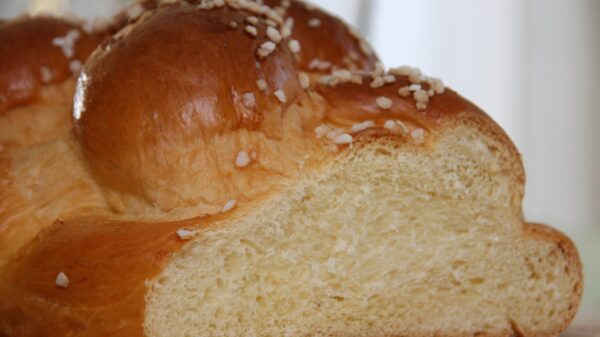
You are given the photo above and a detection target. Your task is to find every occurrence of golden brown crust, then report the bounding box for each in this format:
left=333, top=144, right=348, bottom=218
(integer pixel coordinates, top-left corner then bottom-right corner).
left=317, top=75, right=474, bottom=127
left=73, top=3, right=518, bottom=216
left=0, top=0, right=380, bottom=151
left=127, top=0, right=380, bottom=73
left=74, top=4, right=313, bottom=215
left=0, top=16, right=108, bottom=114
left=0, top=136, right=111, bottom=268
left=0, top=217, right=187, bottom=337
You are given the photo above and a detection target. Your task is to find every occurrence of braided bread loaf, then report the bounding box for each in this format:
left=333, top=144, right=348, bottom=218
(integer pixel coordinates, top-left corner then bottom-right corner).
left=0, top=1, right=582, bottom=336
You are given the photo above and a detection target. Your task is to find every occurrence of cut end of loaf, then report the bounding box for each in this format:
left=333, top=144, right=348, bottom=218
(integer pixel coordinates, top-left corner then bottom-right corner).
left=144, top=123, right=581, bottom=337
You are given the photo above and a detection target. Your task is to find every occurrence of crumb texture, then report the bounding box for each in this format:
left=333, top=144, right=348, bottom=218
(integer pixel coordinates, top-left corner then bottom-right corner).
left=145, top=126, right=580, bottom=337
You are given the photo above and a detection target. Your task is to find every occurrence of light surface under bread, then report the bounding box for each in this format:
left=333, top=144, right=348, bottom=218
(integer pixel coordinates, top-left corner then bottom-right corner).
left=0, top=1, right=583, bottom=336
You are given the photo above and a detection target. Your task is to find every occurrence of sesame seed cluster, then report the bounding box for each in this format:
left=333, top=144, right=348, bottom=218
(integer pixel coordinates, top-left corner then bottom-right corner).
left=318, top=63, right=446, bottom=112
left=312, top=118, right=426, bottom=153
left=390, top=66, right=445, bottom=110
left=104, top=0, right=390, bottom=114
left=189, top=0, right=304, bottom=103
left=115, top=1, right=445, bottom=169
left=48, top=28, right=82, bottom=80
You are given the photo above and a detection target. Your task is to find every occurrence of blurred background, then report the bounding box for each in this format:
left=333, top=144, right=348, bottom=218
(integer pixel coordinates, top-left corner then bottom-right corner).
left=1, top=0, right=598, bottom=329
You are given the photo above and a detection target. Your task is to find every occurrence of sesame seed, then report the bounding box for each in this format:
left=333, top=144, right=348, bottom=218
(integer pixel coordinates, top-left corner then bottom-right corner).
left=304, top=2, right=317, bottom=10
left=55, top=272, right=69, bottom=288
left=298, top=72, right=310, bottom=89
left=359, top=40, right=374, bottom=56
left=326, top=128, right=343, bottom=140
left=265, top=19, right=277, bottom=27
left=242, top=92, right=256, bottom=108
left=384, top=120, right=396, bottom=129
left=256, top=79, right=268, bottom=91
left=245, top=25, right=257, bottom=37
left=82, top=20, right=95, bottom=34
left=388, top=66, right=425, bottom=84
left=308, top=18, right=321, bottom=27
left=428, top=89, right=435, bottom=96
left=40, top=67, right=53, bottom=83
left=398, top=86, right=411, bottom=97
left=376, top=96, right=393, bottom=110
left=314, top=124, right=330, bottom=137
left=389, top=66, right=413, bottom=76
left=408, top=68, right=423, bottom=83
left=333, top=69, right=352, bottom=81
left=197, top=0, right=224, bottom=9
left=274, top=6, right=286, bottom=17
left=396, top=120, right=409, bottom=133
left=250, top=151, right=258, bottom=160
left=126, top=4, right=145, bottom=20
left=257, top=41, right=277, bottom=58
left=319, top=75, right=334, bottom=86
left=288, top=39, right=301, bottom=53
left=222, top=199, right=237, bottom=213
left=431, top=77, right=445, bottom=94
left=350, top=74, right=364, bottom=84
left=281, top=17, right=294, bottom=39
left=411, top=128, right=425, bottom=142
left=260, top=6, right=284, bottom=24
left=383, top=75, right=396, bottom=84
left=52, top=29, right=80, bottom=59
left=282, top=0, right=291, bottom=8
left=408, top=84, right=422, bottom=91
left=308, top=58, right=331, bottom=71
left=246, top=16, right=259, bottom=25
left=235, top=151, right=251, bottom=167
left=267, top=26, right=282, bottom=43
left=69, top=60, right=81, bottom=74
left=176, top=229, right=196, bottom=240
left=413, top=89, right=430, bottom=103
left=370, top=76, right=384, bottom=88
left=274, top=89, right=287, bottom=103
left=416, top=102, right=427, bottom=110
left=334, top=133, right=353, bottom=145
left=228, top=21, right=238, bottom=29
left=374, top=62, right=385, bottom=77
left=350, top=120, right=374, bottom=133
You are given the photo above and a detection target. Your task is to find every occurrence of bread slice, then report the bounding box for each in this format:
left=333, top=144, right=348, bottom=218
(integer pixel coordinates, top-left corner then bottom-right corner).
left=144, top=128, right=582, bottom=337
left=0, top=121, right=582, bottom=337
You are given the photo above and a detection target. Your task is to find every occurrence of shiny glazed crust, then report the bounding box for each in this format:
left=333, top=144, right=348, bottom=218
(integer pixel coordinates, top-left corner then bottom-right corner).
left=0, top=16, right=107, bottom=114
left=0, top=16, right=110, bottom=148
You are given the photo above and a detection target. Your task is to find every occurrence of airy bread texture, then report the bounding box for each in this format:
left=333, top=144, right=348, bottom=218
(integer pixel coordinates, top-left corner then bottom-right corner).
left=145, top=128, right=581, bottom=337
left=0, top=1, right=583, bottom=337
